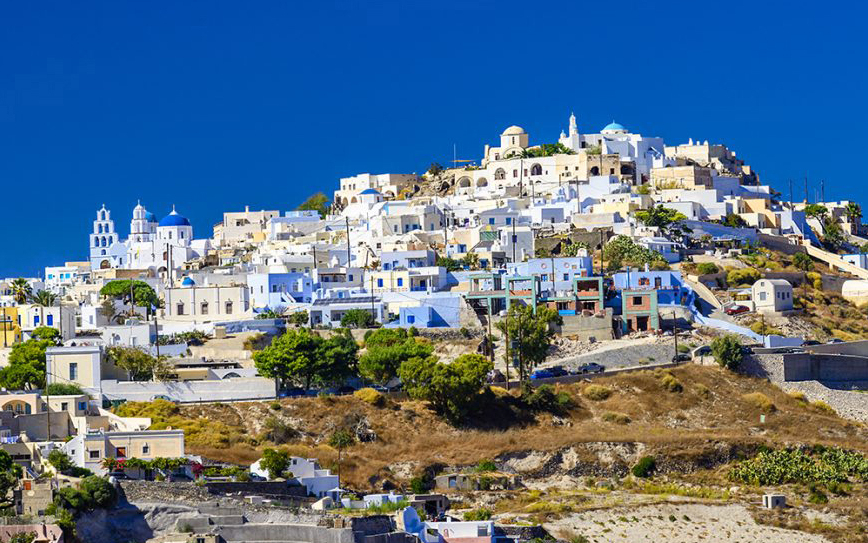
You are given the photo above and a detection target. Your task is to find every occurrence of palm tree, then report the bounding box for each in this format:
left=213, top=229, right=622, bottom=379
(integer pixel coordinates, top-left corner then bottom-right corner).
left=30, top=290, right=56, bottom=307
left=10, top=278, right=31, bottom=304
left=846, top=202, right=862, bottom=232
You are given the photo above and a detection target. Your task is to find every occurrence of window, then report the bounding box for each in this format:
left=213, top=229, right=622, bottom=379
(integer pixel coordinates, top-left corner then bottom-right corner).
left=541, top=274, right=548, bottom=281
left=200, top=302, right=208, bottom=315
left=116, top=447, right=126, bottom=458
left=69, top=363, right=78, bottom=380
left=78, top=401, right=86, bottom=411
left=632, top=296, right=643, bottom=306
left=176, top=302, right=184, bottom=315
left=34, top=315, right=39, bottom=325
left=377, top=279, right=384, bottom=287
left=142, top=443, right=150, bottom=455
left=563, top=273, right=569, bottom=281
left=89, top=450, right=100, bottom=459
left=488, top=218, right=495, bottom=225
left=225, top=301, right=233, bottom=314
left=47, top=314, right=53, bottom=326
left=61, top=402, right=68, bottom=411
left=506, top=217, right=512, bottom=225
left=407, top=315, right=415, bottom=324
left=348, top=274, right=353, bottom=281
left=759, top=292, right=767, bottom=301
left=397, top=278, right=403, bottom=287
left=654, top=277, right=662, bottom=288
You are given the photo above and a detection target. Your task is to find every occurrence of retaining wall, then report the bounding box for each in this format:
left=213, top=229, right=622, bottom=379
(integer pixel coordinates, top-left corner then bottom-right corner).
left=783, top=353, right=868, bottom=381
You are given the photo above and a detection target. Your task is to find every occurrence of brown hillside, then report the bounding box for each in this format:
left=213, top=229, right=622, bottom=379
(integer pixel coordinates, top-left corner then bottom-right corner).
left=121, top=365, right=866, bottom=489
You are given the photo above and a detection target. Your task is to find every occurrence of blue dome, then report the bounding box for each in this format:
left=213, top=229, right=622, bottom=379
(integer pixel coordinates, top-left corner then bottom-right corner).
left=159, top=208, right=191, bottom=227
left=181, top=277, right=195, bottom=286
left=144, top=211, right=156, bottom=222
left=359, top=188, right=381, bottom=195
left=602, top=121, right=626, bottom=132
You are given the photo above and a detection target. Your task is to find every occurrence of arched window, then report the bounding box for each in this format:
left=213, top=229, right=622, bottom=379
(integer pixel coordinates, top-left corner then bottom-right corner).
left=98, top=224, right=103, bottom=234
left=530, top=164, right=542, bottom=176
left=494, top=168, right=506, bottom=180
left=101, top=236, right=107, bottom=247
left=225, top=301, right=233, bottom=314
left=201, top=301, right=209, bottom=315
left=590, top=166, right=600, bottom=176
left=176, top=302, right=184, bottom=316
left=108, top=236, right=112, bottom=244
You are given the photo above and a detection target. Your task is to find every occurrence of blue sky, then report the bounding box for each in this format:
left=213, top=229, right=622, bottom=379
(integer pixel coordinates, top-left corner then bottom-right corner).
left=1, top=1, right=866, bottom=277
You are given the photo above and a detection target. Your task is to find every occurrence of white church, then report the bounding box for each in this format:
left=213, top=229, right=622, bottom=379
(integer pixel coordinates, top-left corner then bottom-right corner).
left=88, top=203, right=211, bottom=277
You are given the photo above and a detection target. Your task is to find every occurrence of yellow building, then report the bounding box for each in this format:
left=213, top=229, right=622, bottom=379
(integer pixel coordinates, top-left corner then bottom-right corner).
left=0, top=306, right=22, bottom=346
left=63, top=429, right=186, bottom=475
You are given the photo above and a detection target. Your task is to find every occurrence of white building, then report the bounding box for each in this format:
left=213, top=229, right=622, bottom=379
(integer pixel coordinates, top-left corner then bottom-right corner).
left=752, top=279, right=793, bottom=313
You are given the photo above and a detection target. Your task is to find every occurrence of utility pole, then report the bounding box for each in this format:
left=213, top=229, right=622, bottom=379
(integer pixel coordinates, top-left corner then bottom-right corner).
left=672, top=311, right=679, bottom=362
left=821, top=180, right=825, bottom=204
left=804, top=175, right=809, bottom=204
left=1, top=306, right=7, bottom=348
left=504, top=304, right=510, bottom=391
left=789, top=179, right=793, bottom=209
left=599, top=230, right=605, bottom=276
left=550, top=254, right=556, bottom=293
left=345, top=217, right=351, bottom=267
left=512, top=219, right=517, bottom=264
left=487, top=301, right=494, bottom=366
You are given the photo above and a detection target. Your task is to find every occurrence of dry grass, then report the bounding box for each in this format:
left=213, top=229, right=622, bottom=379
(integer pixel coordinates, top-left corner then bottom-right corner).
left=153, top=365, right=868, bottom=490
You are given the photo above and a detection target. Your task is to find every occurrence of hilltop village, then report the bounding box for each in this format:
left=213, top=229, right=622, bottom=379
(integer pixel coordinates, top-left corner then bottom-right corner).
left=0, top=114, right=867, bottom=543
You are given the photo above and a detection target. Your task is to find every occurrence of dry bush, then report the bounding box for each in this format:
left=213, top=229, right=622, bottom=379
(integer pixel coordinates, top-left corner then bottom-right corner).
left=354, top=388, right=385, bottom=407
left=786, top=390, right=807, bottom=404
left=660, top=374, right=683, bottom=393
left=601, top=411, right=631, bottom=424
left=810, top=400, right=837, bottom=415
left=582, top=384, right=612, bottom=401
left=742, top=392, right=776, bottom=412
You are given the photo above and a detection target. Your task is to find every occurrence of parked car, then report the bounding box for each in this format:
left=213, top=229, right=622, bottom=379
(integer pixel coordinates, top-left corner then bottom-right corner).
left=578, top=363, right=605, bottom=374
left=279, top=387, right=306, bottom=398
left=802, top=340, right=821, bottom=346
left=530, top=369, right=554, bottom=380
left=724, top=305, right=750, bottom=316
left=672, top=353, right=691, bottom=363
left=692, top=345, right=712, bottom=358
left=826, top=338, right=844, bottom=344
left=336, top=385, right=357, bottom=395
left=547, top=366, right=569, bottom=377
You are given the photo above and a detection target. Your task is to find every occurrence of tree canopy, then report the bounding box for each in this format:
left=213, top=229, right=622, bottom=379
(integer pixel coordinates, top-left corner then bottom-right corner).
left=635, top=205, right=691, bottom=237
left=358, top=328, right=433, bottom=384
left=340, top=308, right=376, bottom=329
left=253, top=328, right=358, bottom=390
left=297, top=192, right=331, bottom=217
left=0, top=331, right=60, bottom=390
left=99, top=280, right=160, bottom=310
left=602, top=235, right=668, bottom=272
left=107, top=346, right=171, bottom=381
left=494, top=304, right=561, bottom=379
left=10, top=278, right=31, bottom=304
left=399, top=353, right=492, bottom=422
left=0, top=450, right=23, bottom=509
left=259, top=448, right=290, bottom=479
left=711, top=335, right=743, bottom=371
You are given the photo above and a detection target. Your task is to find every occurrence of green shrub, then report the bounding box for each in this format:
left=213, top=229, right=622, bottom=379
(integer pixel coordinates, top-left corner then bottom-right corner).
left=726, top=268, right=761, bottom=287
left=696, top=262, right=719, bottom=275
left=523, top=384, right=574, bottom=412
left=632, top=456, right=656, bottom=478
left=711, top=335, right=743, bottom=371
left=475, top=460, right=496, bottom=472
left=463, top=508, right=492, bottom=521
left=808, top=484, right=828, bottom=504
left=269, top=401, right=282, bottom=411
left=45, top=383, right=84, bottom=396
left=582, top=384, right=612, bottom=401
left=728, top=447, right=868, bottom=485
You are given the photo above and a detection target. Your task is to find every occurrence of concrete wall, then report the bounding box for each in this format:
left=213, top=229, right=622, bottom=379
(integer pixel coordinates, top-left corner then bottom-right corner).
left=807, top=339, right=868, bottom=356
left=783, top=353, right=868, bottom=381
left=556, top=309, right=614, bottom=341
left=216, top=523, right=355, bottom=543
left=205, top=481, right=308, bottom=498
left=101, top=376, right=276, bottom=403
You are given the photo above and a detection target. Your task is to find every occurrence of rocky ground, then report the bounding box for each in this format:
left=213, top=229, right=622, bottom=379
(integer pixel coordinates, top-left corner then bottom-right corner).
left=545, top=503, right=833, bottom=543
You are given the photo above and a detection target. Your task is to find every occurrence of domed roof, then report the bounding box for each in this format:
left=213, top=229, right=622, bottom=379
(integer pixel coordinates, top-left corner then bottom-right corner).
left=359, top=188, right=381, bottom=195
left=602, top=121, right=627, bottom=133
left=181, top=277, right=196, bottom=287
left=144, top=211, right=156, bottom=222
left=159, top=207, right=191, bottom=227
left=502, top=125, right=526, bottom=136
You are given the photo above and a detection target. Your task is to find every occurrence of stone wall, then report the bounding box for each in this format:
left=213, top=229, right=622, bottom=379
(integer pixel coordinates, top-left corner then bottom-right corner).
left=206, top=480, right=310, bottom=499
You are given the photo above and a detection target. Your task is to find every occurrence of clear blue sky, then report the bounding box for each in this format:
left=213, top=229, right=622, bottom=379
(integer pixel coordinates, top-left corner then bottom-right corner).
left=1, top=1, right=866, bottom=277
